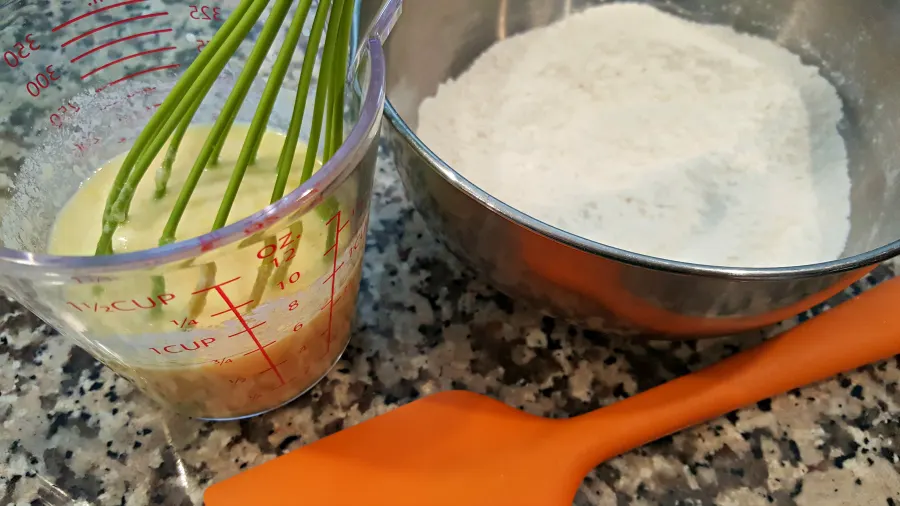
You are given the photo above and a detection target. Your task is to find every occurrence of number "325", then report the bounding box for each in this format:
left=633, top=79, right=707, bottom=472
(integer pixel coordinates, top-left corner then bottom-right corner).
left=189, top=5, right=222, bottom=21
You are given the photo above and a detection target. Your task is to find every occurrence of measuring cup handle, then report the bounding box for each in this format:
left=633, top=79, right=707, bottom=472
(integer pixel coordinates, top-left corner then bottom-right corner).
left=367, top=0, right=403, bottom=44
left=349, top=0, right=402, bottom=76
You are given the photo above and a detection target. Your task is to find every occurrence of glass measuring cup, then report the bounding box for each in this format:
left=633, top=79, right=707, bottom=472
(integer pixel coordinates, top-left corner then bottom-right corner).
left=0, top=0, right=401, bottom=420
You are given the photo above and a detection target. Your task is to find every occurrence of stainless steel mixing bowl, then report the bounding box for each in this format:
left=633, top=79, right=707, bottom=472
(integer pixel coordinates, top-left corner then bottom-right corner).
left=359, top=0, right=900, bottom=337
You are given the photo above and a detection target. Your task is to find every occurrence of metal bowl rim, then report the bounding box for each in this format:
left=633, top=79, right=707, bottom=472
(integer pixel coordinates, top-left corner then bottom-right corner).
left=384, top=101, right=900, bottom=281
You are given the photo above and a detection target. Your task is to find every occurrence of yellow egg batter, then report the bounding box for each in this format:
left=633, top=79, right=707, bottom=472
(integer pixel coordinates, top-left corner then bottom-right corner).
left=48, top=124, right=363, bottom=419
left=50, top=124, right=320, bottom=256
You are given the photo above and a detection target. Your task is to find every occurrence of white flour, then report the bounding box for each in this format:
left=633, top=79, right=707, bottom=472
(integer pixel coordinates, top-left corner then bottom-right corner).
left=417, top=3, right=851, bottom=267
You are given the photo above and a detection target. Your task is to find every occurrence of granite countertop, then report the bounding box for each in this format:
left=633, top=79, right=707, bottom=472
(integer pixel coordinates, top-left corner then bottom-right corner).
left=0, top=155, right=897, bottom=506
left=1, top=0, right=898, bottom=503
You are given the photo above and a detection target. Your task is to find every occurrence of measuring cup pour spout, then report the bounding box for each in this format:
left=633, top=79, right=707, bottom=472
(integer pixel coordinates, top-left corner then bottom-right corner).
left=0, top=0, right=401, bottom=420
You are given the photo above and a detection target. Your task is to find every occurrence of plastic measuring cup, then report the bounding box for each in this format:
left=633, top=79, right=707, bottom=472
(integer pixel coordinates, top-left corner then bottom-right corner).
left=0, top=0, right=401, bottom=420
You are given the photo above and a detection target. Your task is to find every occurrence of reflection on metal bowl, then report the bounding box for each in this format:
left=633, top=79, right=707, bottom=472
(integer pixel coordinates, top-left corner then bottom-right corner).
left=360, top=0, right=900, bottom=337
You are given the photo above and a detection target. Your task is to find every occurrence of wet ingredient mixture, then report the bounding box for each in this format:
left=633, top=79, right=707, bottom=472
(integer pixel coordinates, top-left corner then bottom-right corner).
left=49, top=124, right=363, bottom=419
left=417, top=3, right=852, bottom=267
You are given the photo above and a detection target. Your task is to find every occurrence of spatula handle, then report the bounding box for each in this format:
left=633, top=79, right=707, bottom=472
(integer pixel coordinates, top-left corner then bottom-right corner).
left=564, top=275, right=900, bottom=471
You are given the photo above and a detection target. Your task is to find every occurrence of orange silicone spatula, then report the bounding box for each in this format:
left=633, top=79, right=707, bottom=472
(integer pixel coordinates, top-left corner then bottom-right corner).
left=205, top=275, right=900, bottom=506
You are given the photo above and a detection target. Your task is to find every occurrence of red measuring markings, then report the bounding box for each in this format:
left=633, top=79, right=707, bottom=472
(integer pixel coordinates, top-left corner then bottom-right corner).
left=63, top=86, right=157, bottom=133
left=347, top=210, right=367, bottom=260
left=25, top=65, right=61, bottom=98
left=149, top=336, right=215, bottom=355
left=60, top=12, right=169, bottom=48
left=193, top=276, right=286, bottom=386
left=3, top=33, right=40, bottom=68
left=70, top=28, right=173, bottom=63
left=98, top=86, right=157, bottom=110
left=52, top=0, right=148, bottom=32
left=94, top=64, right=180, bottom=92
left=209, top=298, right=253, bottom=317
left=285, top=363, right=313, bottom=386
left=74, top=136, right=102, bottom=156
left=348, top=233, right=363, bottom=259
left=66, top=293, right=174, bottom=313
left=50, top=102, right=81, bottom=128
left=256, top=229, right=303, bottom=267
left=3, top=33, right=60, bottom=99
left=275, top=271, right=302, bottom=291
left=243, top=212, right=282, bottom=236
left=213, top=358, right=233, bottom=366
left=171, top=317, right=199, bottom=328
left=188, top=5, right=223, bottom=21
left=81, top=46, right=176, bottom=80
left=321, top=210, right=350, bottom=355
left=228, top=321, right=266, bottom=338
left=260, top=361, right=289, bottom=390
left=243, top=340, right=275, bottom=356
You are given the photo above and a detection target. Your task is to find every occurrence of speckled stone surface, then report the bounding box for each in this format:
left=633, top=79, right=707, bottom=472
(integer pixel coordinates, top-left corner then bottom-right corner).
left=1, top=153, right=899, bottom=505
left=1, top=2, right=900, bottom=504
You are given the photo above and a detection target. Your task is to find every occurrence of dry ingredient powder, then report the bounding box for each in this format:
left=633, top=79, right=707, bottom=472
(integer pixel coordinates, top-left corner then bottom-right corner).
left=417, top=3, right=851, bottom=267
